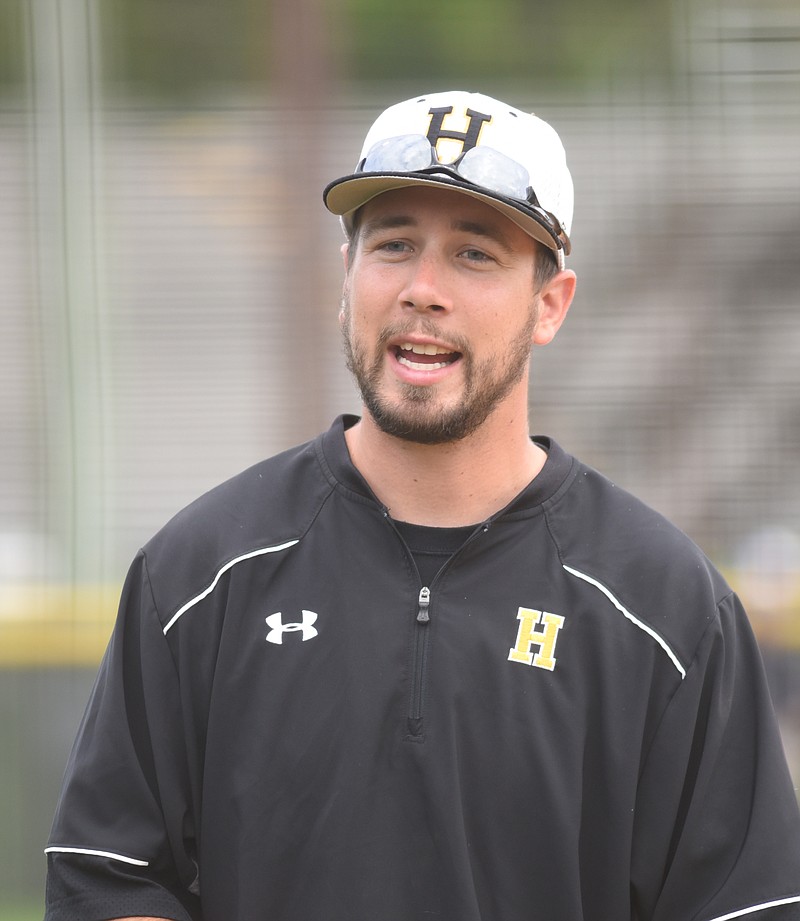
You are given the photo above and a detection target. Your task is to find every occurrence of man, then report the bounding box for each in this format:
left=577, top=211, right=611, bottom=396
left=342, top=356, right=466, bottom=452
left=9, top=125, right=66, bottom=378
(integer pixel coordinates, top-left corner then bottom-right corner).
left=44, top=91, right=800, bottom=921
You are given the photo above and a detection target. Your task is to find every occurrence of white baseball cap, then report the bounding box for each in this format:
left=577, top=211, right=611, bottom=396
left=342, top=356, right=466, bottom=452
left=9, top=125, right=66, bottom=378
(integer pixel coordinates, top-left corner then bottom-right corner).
left=323, top=90, right=574, bottom=268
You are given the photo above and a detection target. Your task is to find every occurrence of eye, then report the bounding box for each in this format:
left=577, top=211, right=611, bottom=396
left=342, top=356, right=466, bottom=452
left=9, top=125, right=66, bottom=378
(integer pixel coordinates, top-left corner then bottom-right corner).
left=377, top=239, right=412, bottom=254
left=460, top=247, right=494, bottom=264
left=365, top=238, right=413, bottom=260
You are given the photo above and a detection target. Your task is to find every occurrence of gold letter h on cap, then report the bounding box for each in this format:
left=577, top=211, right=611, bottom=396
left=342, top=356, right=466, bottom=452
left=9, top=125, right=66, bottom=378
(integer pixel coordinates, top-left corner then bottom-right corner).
left=426, top=106, right=492, bottom=160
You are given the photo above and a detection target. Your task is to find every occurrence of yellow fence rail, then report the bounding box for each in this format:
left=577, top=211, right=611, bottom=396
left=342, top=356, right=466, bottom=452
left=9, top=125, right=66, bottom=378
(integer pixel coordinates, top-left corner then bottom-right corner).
left=0, top=584, right=119, bottom=667
left=1, top=571, right=799, bottom=667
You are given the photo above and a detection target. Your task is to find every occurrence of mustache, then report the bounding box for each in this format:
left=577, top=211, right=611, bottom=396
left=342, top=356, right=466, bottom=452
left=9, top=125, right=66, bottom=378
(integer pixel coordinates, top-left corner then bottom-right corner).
left=340, top=294, right=472, bottom=359
left=374, top=319, right=471, bottom=356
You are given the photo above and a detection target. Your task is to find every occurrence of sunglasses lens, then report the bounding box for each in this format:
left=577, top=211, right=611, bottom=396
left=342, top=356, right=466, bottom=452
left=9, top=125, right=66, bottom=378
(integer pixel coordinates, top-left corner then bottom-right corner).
left=361, top=135, right=433, bottom=173
left=355, top=136, right=563, bottom=251
left=458, top=147, right=531, bottom=201
left=361, top=135, right=533, bottom=205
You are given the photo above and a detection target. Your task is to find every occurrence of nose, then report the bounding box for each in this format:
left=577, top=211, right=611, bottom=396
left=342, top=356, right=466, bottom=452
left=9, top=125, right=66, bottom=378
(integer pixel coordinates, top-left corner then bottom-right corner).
left=399, top=253, right=453, bottom=314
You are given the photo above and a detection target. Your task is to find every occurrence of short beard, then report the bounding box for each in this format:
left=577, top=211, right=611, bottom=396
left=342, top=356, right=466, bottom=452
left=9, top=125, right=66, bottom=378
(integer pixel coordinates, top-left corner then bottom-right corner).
left=340, top=296, right=537, bottom=446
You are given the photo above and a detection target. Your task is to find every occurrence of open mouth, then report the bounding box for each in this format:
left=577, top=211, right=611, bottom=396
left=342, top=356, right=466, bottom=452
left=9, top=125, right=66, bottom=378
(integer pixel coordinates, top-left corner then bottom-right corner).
left=395, top=342, right=462, bottom=371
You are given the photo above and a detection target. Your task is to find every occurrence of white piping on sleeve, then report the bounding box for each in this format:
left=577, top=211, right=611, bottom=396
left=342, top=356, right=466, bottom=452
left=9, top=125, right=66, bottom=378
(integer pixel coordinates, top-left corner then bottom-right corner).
left=162, top=539, right=300, bottom=635
left=562, top=564, right=687, bottom=679
left=44, top=845, right=149, bottom=867
left=705, top=895, right=800, bottom=921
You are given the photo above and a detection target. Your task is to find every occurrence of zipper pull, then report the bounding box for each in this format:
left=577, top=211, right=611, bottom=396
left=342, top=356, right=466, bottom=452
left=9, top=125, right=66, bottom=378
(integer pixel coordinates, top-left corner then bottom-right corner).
left=417, top=586, right=431, bottom=623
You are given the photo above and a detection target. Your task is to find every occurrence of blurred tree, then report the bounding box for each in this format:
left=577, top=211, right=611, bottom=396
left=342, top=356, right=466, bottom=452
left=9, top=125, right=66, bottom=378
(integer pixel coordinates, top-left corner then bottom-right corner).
left=50, top=0, right=678, bottom=100
left=267, top=0, right=342, bottom=444
left=98, top=0, right=271, bottom=99
left=342, top=0, right=674, bottom=87
left=0, top=0, right=26, bottom=91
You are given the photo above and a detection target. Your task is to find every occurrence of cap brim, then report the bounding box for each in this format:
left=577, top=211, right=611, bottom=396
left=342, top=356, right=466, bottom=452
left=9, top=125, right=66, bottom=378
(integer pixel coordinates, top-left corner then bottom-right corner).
left=323, top=172, right=570, bottom=257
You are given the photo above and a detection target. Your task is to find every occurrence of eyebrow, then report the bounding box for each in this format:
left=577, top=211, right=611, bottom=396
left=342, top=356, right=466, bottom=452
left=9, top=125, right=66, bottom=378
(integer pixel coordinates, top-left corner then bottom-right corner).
left=359, top=214, right=417, bottom=240
left=451, top=218, right=514, bottom=252
left=359, top=213, right=515, bottom=252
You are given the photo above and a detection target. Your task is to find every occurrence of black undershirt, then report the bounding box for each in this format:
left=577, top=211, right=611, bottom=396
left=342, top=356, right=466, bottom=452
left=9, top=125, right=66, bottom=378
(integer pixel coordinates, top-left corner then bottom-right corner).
left=392, top=520, right=477, bottom=587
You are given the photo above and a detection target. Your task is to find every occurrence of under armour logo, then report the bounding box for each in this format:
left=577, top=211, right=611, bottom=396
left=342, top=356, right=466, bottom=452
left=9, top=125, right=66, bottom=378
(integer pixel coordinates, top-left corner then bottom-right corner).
left=426, top=106, right=492, bottom=163
left=266, top=610, right=319, bottom=644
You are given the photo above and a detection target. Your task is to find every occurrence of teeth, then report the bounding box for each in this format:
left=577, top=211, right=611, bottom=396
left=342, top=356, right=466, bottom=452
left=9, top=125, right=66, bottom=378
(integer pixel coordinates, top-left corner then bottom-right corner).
left=400, top=342, right=452, bottom=356
left=397, top=355, right=450, bottom=371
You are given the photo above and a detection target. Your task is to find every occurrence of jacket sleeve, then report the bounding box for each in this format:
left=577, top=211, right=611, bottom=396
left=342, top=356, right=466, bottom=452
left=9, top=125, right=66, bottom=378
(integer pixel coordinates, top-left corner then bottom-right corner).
left=631, top=590, right=800, bottom=921
left=44, top=551, right=199, bottom=921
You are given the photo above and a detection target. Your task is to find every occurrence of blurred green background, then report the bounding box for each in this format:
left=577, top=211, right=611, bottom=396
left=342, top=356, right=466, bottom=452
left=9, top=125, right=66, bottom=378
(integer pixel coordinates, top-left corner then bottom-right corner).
left=2, top=0, right=800, bottom=917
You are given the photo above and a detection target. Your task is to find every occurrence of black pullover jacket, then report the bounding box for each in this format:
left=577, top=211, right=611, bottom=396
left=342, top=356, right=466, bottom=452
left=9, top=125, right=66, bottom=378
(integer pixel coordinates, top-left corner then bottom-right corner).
left=46, top=416, right=800, bottom=921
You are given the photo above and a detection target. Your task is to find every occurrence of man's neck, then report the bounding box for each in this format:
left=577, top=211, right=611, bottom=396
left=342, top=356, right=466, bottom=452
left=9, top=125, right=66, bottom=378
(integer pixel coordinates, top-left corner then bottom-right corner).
left=344, top=410, right=546, bottom=527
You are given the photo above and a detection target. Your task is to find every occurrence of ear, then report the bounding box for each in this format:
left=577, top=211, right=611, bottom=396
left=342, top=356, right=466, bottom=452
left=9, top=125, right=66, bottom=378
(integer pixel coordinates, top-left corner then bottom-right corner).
left=341, top=242, right=351, bottom=273
left=532, top=270, right=576, bottom=347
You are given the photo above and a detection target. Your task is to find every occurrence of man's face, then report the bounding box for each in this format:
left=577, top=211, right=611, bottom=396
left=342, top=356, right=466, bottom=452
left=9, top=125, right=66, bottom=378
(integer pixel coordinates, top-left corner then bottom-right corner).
left=340, top=187, right=544, bottom=445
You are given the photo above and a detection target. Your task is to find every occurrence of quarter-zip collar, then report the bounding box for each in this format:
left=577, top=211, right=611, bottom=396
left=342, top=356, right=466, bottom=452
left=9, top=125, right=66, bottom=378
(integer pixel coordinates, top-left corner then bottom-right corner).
left=316, top=414, right=578, bottom=521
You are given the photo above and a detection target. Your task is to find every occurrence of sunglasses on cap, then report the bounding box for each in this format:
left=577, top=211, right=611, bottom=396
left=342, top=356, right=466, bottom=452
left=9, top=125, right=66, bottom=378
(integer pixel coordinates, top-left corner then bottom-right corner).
left=357, top=133, right=568, bottom=250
